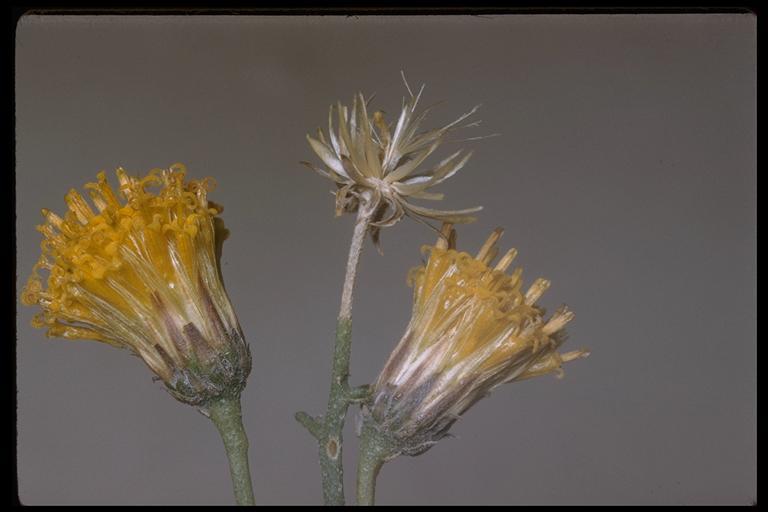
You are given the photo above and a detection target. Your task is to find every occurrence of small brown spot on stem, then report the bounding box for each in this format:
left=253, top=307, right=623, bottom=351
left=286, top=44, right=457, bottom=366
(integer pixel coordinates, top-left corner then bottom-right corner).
left=326, top=437, right=339, bottom=460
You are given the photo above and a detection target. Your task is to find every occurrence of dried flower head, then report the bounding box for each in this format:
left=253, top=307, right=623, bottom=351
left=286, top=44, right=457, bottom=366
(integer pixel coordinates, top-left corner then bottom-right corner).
left=21, top=164, right=251, bottom=406
left=362, top=224, right=589, bottom=456
left=303, top=77, right=483, bottom=248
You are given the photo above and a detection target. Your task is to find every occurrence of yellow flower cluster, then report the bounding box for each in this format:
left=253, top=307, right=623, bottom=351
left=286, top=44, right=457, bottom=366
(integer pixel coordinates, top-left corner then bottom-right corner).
left=368, top=224, right=588, bottom=454
left=407, top=225, right=584, bottom=379
left=22, top=164, right=250, bottom=403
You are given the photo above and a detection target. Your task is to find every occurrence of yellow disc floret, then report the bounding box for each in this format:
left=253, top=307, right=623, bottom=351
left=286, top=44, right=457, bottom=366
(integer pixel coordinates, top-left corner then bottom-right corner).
left=21, top=164, right=248, bottom=401
left=368, top=224, right=588, bottom=455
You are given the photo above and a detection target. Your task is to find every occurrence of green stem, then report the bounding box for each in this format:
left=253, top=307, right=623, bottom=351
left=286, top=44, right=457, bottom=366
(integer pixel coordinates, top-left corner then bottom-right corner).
left=207, top=394, right=256, bottom=506
left=356, top=422, right=396, bottom=506
left=318, top=318, right=353, bottom=506
left=296, top=204, right=374, bottom=505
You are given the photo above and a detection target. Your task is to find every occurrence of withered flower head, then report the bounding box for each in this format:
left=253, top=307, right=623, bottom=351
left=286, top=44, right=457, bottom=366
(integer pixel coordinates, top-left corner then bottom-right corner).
left=21, top=164, right=251, bottom=406
left=362, top=224, right=589, bottom=456
left=302, top=77, right=483, bottom=247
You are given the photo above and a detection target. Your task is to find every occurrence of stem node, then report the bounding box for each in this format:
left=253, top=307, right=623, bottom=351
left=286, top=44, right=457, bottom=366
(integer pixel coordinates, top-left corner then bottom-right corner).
left=297, top=205, right=374, bottom=505
left=295, top=411, right=325, bottom=440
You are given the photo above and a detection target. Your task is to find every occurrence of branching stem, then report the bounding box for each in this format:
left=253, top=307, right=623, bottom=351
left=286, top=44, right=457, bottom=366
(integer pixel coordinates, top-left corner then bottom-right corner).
left=296, top=203, right=375, bottom=505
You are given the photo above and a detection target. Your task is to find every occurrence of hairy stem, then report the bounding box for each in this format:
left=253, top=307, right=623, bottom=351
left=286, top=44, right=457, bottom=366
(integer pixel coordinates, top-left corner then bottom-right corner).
left=296, top=204, right=374, bottom=505
left=339, top=203, right=371, bottom=321
left=356, top=421, right=397, bottom=506
left=356, top=452, right=384, bottom=506
left=207, top=394, right=255, bottom=506
left=318, top=317, right=352, bottom=505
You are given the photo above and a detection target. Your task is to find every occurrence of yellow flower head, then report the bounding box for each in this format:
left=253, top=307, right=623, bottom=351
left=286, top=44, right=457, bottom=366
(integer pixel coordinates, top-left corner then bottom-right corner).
left=302, top=76, right=483, bottom=248
left=21, top=164, right=251, bottom=405
left=363, top=224, right=589, bottom=455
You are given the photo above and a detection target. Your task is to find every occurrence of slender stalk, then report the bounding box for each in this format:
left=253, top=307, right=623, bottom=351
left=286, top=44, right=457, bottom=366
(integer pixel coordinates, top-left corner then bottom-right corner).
left=356, top=453, right=384, bottom=506
left=339, top=204, right=371, bottom=321
left=356, top=421, right=397, bottom=506
left=207, top=394, right=255, bottom=506
left=296, top=202, right=374, bottom=505
left=356, top=439, right=384, bottom=505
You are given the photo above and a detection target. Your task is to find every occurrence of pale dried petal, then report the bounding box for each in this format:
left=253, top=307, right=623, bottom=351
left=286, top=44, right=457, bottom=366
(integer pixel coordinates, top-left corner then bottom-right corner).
left=404, top=202, right=483, bottom=223
left=306, top=135, right=348, bottom=178
left=303, top=80, right=487, bottom=240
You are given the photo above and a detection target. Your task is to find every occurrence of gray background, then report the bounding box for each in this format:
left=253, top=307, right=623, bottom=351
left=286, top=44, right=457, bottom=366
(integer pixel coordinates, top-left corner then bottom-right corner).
left=15, top=14, right=756, bottom=505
